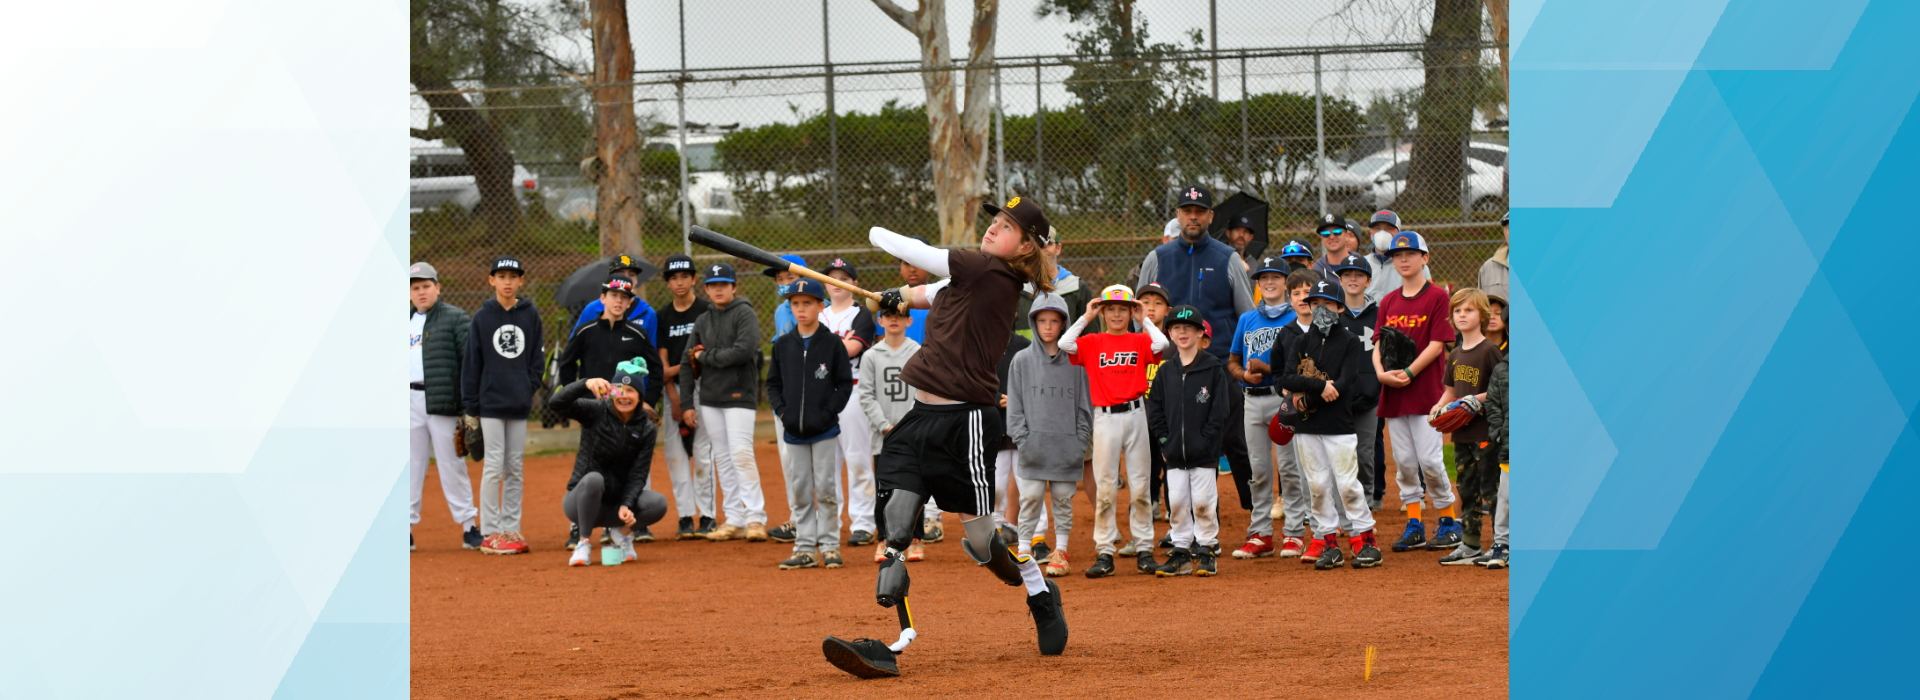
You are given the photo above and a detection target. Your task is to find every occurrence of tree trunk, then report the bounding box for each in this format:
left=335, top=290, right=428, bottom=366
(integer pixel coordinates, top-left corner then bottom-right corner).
left=874, top=0, right=997, bottom=246
left=590, top=0, right=645, bottom=259
left=1402, top=0, right=1482, bottom=211
left=411, top=24, right=521, bottom=245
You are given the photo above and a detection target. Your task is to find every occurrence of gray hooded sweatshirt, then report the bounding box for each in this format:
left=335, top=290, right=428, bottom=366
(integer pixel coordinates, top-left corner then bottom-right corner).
left=676, top=297, right=762, bottom=410
left=858, top=334, right=921, bottom=436
left=1005, top=292, right=1094, bottom=482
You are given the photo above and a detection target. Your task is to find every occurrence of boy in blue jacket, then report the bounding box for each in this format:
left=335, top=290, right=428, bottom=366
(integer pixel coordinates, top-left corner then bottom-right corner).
left=767, top=279, right=855, bottom=570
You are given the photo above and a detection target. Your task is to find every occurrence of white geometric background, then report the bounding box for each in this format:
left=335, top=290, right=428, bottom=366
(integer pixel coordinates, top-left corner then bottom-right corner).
left=0, top=0, right=405, bottom=695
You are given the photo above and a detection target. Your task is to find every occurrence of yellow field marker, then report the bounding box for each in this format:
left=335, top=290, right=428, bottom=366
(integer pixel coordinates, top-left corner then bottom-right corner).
left=1365, top=645, right=1376, bottom=680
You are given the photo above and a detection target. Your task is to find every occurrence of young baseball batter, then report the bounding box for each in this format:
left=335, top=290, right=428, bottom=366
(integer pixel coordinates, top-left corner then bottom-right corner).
left=1373, top=231, right=1461, bottom=552
left=823, top=196, right=1067, bottom=679
left=1006, top=292, right=1092, bottom=577
left=858, top=305, right=925, bottom=562
left=1435, top=288, right=1503, bottom=565
left=1147, top=306, right=1231, bottom=577
left=1060, top=285, right=1170, bottom=577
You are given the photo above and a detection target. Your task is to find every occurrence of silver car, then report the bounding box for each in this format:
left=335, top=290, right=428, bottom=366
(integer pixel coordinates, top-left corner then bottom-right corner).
left=409, top=146, right=539, bottom=214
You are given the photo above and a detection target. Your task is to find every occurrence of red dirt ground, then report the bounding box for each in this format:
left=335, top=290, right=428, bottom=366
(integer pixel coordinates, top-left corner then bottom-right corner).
left=412, top=439, right=1507, bottom=698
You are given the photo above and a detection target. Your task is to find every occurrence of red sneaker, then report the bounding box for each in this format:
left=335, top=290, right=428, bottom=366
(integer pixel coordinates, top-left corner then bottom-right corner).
left=482, top=531, right=530, bottom=555
left=1277, top=536, right=1304, bottom=558
left=1300, top=538, right=1326, bottom=563
left=1232, top=534, right=1275, bottom=559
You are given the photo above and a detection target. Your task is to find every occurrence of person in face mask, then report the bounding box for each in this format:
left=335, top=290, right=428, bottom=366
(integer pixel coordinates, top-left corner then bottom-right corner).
left=1275, top=276, right=1381, bottom=570
left=1364, top=211, right=1429, bottom=305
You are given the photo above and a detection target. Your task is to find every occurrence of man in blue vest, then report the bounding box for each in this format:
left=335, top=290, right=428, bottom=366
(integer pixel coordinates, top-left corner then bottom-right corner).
left=1136, top=185, right=1257, bottom=515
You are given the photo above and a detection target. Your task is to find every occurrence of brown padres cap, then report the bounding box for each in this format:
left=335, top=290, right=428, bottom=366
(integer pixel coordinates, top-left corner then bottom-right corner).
left=982, top=195, right=1053, bottom=246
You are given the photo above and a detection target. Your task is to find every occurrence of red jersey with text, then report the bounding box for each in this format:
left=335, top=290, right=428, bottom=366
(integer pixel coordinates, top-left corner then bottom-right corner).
left=1071, top=331, right=1159, bottom=407
left=1375, top=282, right=1456, bottom=418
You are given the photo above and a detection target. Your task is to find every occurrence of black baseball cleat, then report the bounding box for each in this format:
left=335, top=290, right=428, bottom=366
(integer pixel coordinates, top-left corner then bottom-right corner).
left=695, top=516, right=717, bottom=537
left=1425, top=517, right=1463, bottom=550
left=822, top=637, right=899, bottom=678
left=1193, top=544, right=1218, bottom=577
left=1155, top=547, right=1194, bottom=577
left=1027, top=580, right=1068, bottom=655
left=1314, top=544, right=1346, bottom=570
left=1392, top=520, right=1426, bottom=552
left=768, top=522, right=798, bottom=544
left=1157, top=535, right=1175, bottom=550
left=848, top=530, right=876, bottom=546
left=1135, top=550, right=1159, bottom=574
left=676, top=517, right=697, bottom=540
left=1030, top=540, right=1052, bottom=563
left=565, top=523, right=582, bottom=550
left=1351, top=542, right=1383, bottom=568
left=1084, top=553, right=1116, bottom=578
left=462, top=526, right=484, bottom=550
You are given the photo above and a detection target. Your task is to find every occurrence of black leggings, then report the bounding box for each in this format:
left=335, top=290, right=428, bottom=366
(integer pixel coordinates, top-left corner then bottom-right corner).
left=563, top=472, right=669, bottom=534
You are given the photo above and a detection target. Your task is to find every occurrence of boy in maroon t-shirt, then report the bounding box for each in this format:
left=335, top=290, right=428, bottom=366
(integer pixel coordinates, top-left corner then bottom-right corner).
left=1371, top=231, right=1462, bottom=553
left=1060, top=285, right=1169, bottom=577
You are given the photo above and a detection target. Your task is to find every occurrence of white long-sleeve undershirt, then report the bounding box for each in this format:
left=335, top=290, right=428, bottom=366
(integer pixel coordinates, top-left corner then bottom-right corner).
left=1057, top=307, right=1167, bottom=356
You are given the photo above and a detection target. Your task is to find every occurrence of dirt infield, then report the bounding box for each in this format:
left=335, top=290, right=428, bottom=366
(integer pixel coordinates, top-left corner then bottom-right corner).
left=411, top=440, right=1507, bottom=698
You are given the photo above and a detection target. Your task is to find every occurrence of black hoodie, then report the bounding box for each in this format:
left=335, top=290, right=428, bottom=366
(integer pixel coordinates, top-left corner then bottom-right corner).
left=1276, top=317, right=1368, bottom=435
left=1338, top=299, right=1381, bottom=413
left=1146, top=348, right=1233, bottom=469
left=556, top=316, right=661, bottom=398
left=462, top=296, right=545, bottom=419
left=766, top=329, right=854, bottom=443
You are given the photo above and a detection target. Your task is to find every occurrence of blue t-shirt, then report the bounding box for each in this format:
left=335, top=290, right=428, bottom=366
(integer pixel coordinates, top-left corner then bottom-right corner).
left=572, top=297, right=657, bottom=346
left=774, top=297, right=796, bottom=339
left=1229, top=305, right=1295, bottom=388
left=904, top=308, right=930, bottom=344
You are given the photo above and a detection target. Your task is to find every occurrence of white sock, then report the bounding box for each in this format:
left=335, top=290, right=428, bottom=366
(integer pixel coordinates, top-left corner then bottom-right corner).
left=1055, top=530, right=1069, bottom=551
left=1017, top=558, right=1047, bottom=595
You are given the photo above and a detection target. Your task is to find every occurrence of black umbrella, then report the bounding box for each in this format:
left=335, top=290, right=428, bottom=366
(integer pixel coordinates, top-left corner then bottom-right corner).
left=1208, top=192, right=1271, bottom=260
left=553, top=256, right=659, bottom=314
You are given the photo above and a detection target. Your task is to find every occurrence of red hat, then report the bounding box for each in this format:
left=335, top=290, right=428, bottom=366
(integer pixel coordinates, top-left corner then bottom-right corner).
left=1268, top=414, right=1294, bottom=445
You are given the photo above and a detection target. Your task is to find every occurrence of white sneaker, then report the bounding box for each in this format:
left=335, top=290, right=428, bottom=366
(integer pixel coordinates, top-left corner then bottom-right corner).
left=1118, top=542, right=1138, bottom=556
left=609, top=528, right=636, bottom=563
left=569, top=541, right=592, bottom=567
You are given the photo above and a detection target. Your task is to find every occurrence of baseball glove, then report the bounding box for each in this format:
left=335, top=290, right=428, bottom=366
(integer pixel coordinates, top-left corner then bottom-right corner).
left=1267, top=413, right=1295, bottom=446
left=1378, top=325, right=1418, bottom=372
left=460, top=415, right=485, bottom=461
left=1428, top=395, right=1483, bottom=433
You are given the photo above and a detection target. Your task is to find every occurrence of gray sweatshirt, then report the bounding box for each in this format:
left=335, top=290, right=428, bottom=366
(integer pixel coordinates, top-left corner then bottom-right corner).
left=1006, top=293, right=1094, bottom=482
left=858, top=335, right=921, bottom=435
left=676, top=297, right=762, bottom=410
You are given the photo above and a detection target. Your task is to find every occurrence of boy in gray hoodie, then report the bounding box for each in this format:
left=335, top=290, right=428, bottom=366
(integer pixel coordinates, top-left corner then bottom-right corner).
left=1005, top=292, right=1094, bottom=577
left=859, top=305, right=924, bottom=562
left=677, top=262, right=769, bottom=542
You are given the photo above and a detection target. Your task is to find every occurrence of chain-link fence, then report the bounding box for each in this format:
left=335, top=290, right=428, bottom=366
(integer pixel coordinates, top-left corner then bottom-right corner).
left=411, top=41, right=1505, bottom=347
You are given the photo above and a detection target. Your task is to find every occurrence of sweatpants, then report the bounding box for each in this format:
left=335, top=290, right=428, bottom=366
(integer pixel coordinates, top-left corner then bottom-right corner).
left=1090, top=407, right=1153, bottom=555
left=1492, top=468, right=1509, bottom=548
left=1385, top=414, right=1456, bottom=511
left=992, top=448, right=1018, bottom=528
left=1165, top=467, right=1219, bottom=549
left=835, top=401, right=875, bottom=534
left=410, top=390, right=475, bottom=528
left=562, top=472, right=668, bottom=532
left=1457, top=440, right=1498, bottom=548
left=1295, top=433, right=1376, bottom=537
left=1352, top=404, right=1379, bottom=507
left=662, top=401, right=716, bottom=520
left=1244, top=391, right=1309, bottom=539
left=1017, top=477, right=1075, bottom=552
left=702, top=405, right=766, bottom=526
left=478, top=417, right=527, bottom=535
left=782, top=436, right=842, bottom=553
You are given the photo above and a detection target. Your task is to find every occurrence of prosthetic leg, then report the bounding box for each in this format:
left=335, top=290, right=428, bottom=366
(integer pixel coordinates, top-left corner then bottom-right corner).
left=824, top=488, right=926, bottom=679
left=960, top=511, right=1070, bottom=656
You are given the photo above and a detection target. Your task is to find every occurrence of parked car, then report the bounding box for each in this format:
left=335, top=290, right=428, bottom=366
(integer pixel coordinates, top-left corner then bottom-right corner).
left=645, top=131, right=742, bottom=227
left=1279, top=155, right=1370, bottom=212
left=409, top=145, right=539, bottom=214
left=1347, top=142, right=1507, bottom=213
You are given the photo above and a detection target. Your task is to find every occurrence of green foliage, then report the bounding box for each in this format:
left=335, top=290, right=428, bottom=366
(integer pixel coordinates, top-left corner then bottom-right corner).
left=412, top=0, right=592, bottom=164
left=715, top=100, right=938, bottom=236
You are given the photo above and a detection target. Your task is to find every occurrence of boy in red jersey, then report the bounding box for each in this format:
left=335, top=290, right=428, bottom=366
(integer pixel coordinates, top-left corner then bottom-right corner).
left=1059, top=285, right=1170, bottom=577
left=1371, top=231, right=1462, bottom=553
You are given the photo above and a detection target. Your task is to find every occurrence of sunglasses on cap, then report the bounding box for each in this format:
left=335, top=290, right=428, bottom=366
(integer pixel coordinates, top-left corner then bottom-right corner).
left=604, top=279, right=636, bottom=293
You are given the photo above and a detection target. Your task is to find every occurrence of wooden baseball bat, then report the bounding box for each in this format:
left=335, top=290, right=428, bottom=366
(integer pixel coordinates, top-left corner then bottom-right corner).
left=688, top=226, right=882, bottom=308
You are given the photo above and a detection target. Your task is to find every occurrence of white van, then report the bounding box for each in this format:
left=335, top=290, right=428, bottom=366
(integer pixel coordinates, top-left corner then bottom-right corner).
left=409, top=145, right=540, bottom=214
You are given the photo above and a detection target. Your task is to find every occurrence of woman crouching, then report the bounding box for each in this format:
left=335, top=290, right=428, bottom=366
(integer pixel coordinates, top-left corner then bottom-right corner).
left=549, top=358, right=669, bottom=566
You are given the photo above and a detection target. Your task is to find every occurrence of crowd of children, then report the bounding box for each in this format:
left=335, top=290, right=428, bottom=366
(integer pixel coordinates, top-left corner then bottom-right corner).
left=408, top=207, right=1510, bottom=576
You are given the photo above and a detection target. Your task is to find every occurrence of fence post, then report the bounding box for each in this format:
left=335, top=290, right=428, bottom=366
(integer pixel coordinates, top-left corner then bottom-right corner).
left=1034, top=60, right=1044, bottom=203
left=1314, top=51, right=1326, bottom=217
left=994, top=63, right=1005, bottom=205
left=1240, top=53, right=1249, bottom=186
left=1461, top=130, right=1471, bottom=224
left=677, top=0, right=690, bottom=254
left=1209, top=0, right=1218, bottom=100
left=824, top=0, right=840, bottom=226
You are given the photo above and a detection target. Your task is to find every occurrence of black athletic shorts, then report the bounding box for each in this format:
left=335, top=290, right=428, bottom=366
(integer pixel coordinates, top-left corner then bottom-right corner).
left=875, top=401, right=1002, bottom=517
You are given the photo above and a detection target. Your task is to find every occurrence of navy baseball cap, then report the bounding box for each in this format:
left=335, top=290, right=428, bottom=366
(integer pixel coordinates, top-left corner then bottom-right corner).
left=762, top=254, right=805, bottom=278
left=1305, top=278, right=1345, bottom=307
left=1314, top=213, right=1346, bottom=234
left=1279, top=239, right=1313, bottom=260
left=1384, top=231, right=1429, bottom=255
left=1334, top=254, right=1372, bottom=278
left=1253, top=255, right=1289, bottom=277
left=704, top=262, right=736, bottom=284
left=782, top=277, right=826, bottom=302
left=1370, top=210, right=1401, bottom=228
left=490, top=255, right=525, bottom=275
left=823, top=257, right=858, bottom=280
left=662, top=254, right=695, bottom=278
left=1174, top=185, right=1213, bottom=210
left=1135, top=282, right=1171, bottom=303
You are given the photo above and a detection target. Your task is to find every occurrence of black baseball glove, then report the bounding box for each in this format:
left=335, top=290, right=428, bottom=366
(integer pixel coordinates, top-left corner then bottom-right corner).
left=1378, top=325, right=1418, bottom=372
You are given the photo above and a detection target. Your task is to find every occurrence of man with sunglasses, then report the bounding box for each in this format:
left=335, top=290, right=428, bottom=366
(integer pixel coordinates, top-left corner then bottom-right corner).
left=556, top=276, right=663, bottom=544
left=1310, top=214, right=1371, bottom=285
